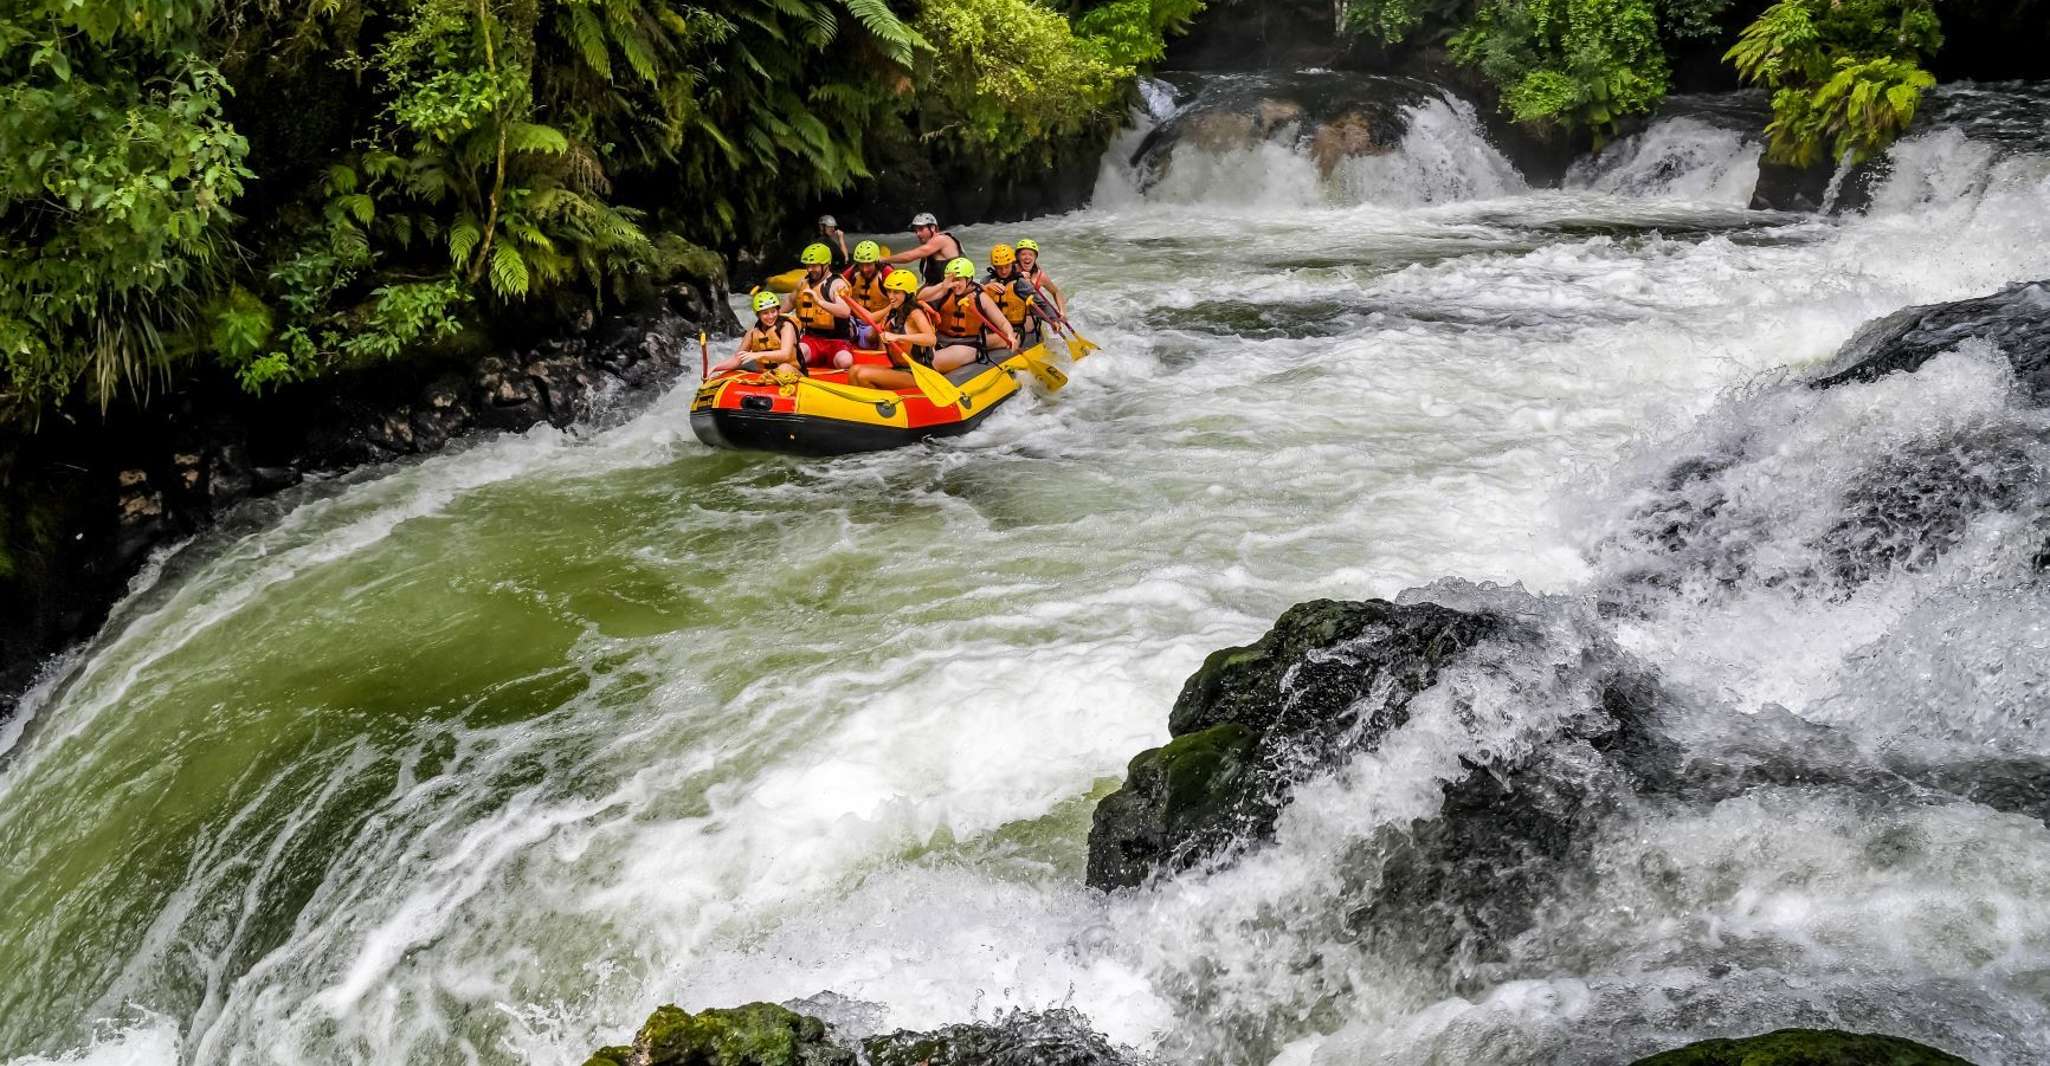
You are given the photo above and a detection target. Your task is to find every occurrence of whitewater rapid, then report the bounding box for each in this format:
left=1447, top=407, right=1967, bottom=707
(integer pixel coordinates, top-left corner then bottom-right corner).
left=5, top=80, right=2050, bottom=1065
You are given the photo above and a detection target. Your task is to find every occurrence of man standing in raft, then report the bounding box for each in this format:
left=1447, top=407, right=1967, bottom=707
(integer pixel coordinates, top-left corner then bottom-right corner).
left=791, top=242, right=857, bottom=370
left=710, top=291, right=800, bottom=375
left=919, top=257, right=1015, bottom=374
left=849, top=270, right=939, bottom=391
left=884, top=212, right=963, bottom=286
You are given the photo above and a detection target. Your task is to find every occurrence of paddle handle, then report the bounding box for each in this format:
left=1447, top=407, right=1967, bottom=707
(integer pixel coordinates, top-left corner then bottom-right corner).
left=699, top=331, right=708, bottom=379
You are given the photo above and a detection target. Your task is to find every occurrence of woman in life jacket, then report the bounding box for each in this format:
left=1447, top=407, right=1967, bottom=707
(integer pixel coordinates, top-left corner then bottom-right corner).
left=982, top=243, right=1042, bottom=352
left=792, top=242, right=857, bottom=370
left=1014, top=237, right=1066, bottom=320
left=843, top=240, right=892, bottom=348
left=918, top=257, right=1017, bottom=374
left=884, top=211, right=964, bottom=287
left=710, top=291, right=800, bottom=375
left=849, top=269, right=940, bottom=391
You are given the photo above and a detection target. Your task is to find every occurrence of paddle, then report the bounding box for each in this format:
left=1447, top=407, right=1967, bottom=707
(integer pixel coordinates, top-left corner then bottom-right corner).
left=843, top=299, right=966, bottom=410
left=698, top=331, right=709, bottom=379
left=1025, top=272, right=1098, bottom=360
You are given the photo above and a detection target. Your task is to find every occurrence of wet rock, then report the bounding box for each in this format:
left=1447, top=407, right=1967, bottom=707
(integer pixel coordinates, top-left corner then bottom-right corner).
left=584, top=1002, right=855, bottom=1066
left=1307, top=110, right=1391, bottom=175
left=862, top=1009, right=1133, bottom=1066
left=1811, top=280, right=2050, bottom=403
left=1629, top=1027, right=1975, bottom=1065
left=207, top=443, right=255, bottom=511
left=527, top=356, right=595, bottom=426
left=1086, top=598, right=1498, bottom=890
left=1127, top=71, right=1432, bottom=193
left=363, top=409, right=418, bottom=454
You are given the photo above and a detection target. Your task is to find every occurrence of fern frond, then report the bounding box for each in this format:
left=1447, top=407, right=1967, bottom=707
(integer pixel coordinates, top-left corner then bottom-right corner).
left=490, top=244, right=530, bottom=297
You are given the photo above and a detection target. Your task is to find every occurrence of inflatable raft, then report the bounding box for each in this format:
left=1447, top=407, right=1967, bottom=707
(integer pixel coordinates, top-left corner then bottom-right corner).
left=690, top=350, right=1041, bottom=455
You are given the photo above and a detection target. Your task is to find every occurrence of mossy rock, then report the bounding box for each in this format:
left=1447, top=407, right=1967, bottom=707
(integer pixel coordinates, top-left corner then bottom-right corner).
left=1630, top=1028, right=1976, bottom=1066
left=598, top=1002, right=854, bottom=1066
left=1168, top=598, right=1495, bottom=738
left=862, top=1008, right=1130, bottom=1065
left=1086, top=723, right=1262, bottom=889
left=1087, top=598, right=1498, bottom=890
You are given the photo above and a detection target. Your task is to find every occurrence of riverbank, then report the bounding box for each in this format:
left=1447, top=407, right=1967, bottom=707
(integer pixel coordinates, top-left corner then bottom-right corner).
left=0, top=281, right=723, bottom=725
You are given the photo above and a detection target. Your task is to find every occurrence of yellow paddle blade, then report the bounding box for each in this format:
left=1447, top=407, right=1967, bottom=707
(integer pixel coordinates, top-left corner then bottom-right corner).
left=1063, top=332, right=1100, bottom=361
left=1007, top=345, right=1068, bottom=391
left=904, top=356, right=967, bottom=409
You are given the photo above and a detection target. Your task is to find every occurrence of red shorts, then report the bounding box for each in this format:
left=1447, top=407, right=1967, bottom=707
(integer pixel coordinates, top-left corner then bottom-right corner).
left=800, top=335, right=854, bottom=368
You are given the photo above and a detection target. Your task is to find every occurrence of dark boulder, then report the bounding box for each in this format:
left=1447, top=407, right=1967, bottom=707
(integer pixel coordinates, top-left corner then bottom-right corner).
left=582, top=1002, right=855, bottom=1066
left=1086, top=598, right=1498, bottom=890
left=862, top=1009, right=1134, bottom=1066
left=1810, top=281, right=2050, bottom=403
left=1629, top=1027, right=1975, bottom=1065
left=582, top=1003, right=1137, bottom=1066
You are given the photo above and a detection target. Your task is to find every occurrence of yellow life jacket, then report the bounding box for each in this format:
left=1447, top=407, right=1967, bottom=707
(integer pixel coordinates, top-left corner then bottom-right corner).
left=985, top=270, right=1034, bottom=328
left=846, top=267, right=890, bottom=314
left=934, top=287, right=983, bottom=343
left=792, top=275, right=847, bottom=337
left=747, top=319, right=795, bottom=352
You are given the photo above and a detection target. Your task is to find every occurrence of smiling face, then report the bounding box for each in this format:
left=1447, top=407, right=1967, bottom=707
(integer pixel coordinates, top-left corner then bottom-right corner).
left=757, top=306, right=780, bottom=328
left=1017, top=248, right=1038, bottom=270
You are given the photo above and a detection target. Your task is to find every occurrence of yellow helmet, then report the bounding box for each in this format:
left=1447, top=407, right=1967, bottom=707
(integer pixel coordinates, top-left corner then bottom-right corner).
left=853, top=240, right=881, bottom=264
left=883, top=268, right=920, bottom=295
left=944, top=256, right=975, bottom=280
left=1016, top=238, right=1040, bottom=253
left=989, top=243, right=1017, bottom=267
left=751, top=291, right=781, bottom=314
left=800, top=243, right=832, bottom=266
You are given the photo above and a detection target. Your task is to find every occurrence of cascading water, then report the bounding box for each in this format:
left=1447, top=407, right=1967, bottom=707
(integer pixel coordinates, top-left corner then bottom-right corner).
left=4, top=72, right=2050, bottom=1066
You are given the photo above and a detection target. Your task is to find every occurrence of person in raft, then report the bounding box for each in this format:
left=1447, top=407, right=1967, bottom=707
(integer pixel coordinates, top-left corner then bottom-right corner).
left=842, top=240, right=892, bottom=348
left=710, top=291, right=800, bottom=375
left=981, top=243, right=1044, bottom=352
left=791, top=242, right=857, bottom=370
left=816, top=214, right=850, bottom=270
left=1014, top=237, right=1066, bottom=320
left=849, top=270, right=938, bottom=390
left=918, top=257, right=1016, bottom=373
left=884, top=211, right=964, bottom=286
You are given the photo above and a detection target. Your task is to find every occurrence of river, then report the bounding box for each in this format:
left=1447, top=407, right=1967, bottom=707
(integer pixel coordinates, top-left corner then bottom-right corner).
left=5, top=75, right=2050, bottom=1065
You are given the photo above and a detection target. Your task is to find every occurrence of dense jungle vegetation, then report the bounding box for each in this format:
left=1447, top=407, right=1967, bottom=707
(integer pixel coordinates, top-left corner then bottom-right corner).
left=0, top=0, right=2002, bottom=433
left=1342, top=0, right=1947, bottom=151
left=0, top=0, right=1201, bottom=427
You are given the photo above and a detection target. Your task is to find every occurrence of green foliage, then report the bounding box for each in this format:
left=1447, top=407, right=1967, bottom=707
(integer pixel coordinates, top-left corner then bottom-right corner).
left=1073, top=0, right=1206, bottom=67
left=1450, top=0, right=1669, bottom=134
left=1343, top=0, right=1464, bottom=45
left=914, top=0, right=1130, bottom=160
left=1726, top=0, right=1941, bottom=164
left=2, top=0, right=1190, bottom=423
left=0, top=0, right=251, bottom=417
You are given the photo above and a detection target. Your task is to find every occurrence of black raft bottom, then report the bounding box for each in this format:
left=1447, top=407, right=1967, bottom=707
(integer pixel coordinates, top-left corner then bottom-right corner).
left=690, top=392, right=1012, bottom=456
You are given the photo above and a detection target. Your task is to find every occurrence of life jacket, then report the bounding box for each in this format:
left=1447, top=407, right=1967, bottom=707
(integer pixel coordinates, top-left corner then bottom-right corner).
left=792, top=274, right=847, bottom=338
left=920, top=231, right=962, bottom=287
left=886, top=304, right=936, bottom=365
left=933, top=286, right=985, bottom=347
left=746, top=318, right=796, bottom=353
left=846, top=266, right=891, bottom=314
left=984, top=269, right=1036, bottom=328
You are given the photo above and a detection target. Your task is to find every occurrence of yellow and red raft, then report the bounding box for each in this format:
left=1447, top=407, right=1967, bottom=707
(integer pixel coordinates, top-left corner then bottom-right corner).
left=690, top=348, right=1048, bottom=456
